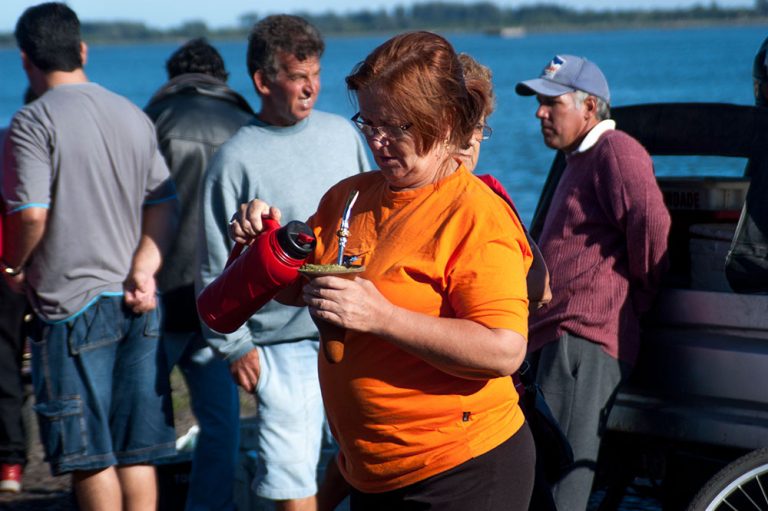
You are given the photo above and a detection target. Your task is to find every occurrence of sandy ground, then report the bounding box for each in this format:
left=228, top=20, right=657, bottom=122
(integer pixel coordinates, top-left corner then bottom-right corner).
left=0, top=371, right=662, bottom=511
left=0, top=369, right=255, bottom=510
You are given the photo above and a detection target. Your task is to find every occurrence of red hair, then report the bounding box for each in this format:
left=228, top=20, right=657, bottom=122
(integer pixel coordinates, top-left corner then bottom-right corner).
left=346, top=31, right=484, bottom=155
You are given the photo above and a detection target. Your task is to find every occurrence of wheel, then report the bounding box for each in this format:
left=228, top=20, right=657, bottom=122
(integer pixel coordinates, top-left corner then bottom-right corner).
left=686, top=448, right=768, bottom=511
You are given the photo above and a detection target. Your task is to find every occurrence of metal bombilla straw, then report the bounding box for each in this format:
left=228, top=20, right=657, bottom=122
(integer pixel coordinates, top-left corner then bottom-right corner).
left=336, top=190, right=359, bottom=266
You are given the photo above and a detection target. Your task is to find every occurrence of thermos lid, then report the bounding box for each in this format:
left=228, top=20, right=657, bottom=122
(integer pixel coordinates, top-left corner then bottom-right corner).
left=277, top=221, right=317, bottom=259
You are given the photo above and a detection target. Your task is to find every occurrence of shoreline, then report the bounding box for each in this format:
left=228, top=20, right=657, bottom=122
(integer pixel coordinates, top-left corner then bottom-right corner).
left=1, top=16, right=766, bottom=48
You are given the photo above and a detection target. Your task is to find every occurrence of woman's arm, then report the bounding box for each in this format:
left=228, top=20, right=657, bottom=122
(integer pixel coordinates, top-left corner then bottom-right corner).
left=303, top=275, right=527, bottom=379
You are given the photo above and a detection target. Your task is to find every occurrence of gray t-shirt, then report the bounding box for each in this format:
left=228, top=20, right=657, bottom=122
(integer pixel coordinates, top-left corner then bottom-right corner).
left=2, top=83, right=174, bottom=321
left=198, top=111, right=371, bottom=361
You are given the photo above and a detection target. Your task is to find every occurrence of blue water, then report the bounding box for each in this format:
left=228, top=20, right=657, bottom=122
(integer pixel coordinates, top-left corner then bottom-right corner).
left=0, top=25, right=763, bottom=224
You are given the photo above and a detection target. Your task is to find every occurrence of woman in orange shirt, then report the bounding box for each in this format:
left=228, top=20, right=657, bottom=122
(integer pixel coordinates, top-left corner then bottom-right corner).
left=231, top=31, right=535, bottom=510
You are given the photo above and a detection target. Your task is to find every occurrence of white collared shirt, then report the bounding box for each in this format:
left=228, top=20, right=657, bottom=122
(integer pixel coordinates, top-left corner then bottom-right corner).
left=571, top=119, right=616, bottom=155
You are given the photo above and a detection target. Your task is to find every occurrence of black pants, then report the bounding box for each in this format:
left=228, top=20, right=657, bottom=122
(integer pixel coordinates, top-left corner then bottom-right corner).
left=0, top=279, right=28, bottom=465
left=350, top=422, right=536, bottom=511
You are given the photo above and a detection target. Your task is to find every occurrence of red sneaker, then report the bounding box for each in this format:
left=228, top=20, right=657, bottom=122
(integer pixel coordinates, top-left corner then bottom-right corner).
left=0, top=463, right=22, bottom=493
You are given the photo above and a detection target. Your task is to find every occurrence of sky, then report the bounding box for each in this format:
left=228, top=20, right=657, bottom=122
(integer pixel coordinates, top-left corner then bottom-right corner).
left=0, top=0, right=755, bottom=32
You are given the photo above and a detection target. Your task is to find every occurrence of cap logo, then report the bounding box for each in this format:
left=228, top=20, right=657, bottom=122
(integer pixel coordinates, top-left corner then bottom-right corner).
left=543, top=55, right=565, bottom=79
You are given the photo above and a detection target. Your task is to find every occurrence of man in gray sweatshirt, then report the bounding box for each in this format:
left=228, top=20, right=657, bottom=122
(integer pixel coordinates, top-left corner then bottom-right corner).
left=197, top=15, right=369, bottom=511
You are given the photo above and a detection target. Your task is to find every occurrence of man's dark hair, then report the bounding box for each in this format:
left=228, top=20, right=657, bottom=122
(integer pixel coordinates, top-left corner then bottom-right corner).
left=246, top=15, right=324, bottom=80
left=15, top=2, right=83, bottom=72
left=166, top=38, right=229, bottom=82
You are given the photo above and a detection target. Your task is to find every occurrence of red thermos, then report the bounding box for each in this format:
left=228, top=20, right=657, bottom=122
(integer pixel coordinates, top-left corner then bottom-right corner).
left=197, top=218, right=316, bottom=333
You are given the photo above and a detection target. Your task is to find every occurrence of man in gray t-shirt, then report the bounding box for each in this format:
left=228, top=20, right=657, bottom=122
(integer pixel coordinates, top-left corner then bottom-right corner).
left=1, top=4, right=177, bottom=507
left=5, top=82, right=174, bottom=319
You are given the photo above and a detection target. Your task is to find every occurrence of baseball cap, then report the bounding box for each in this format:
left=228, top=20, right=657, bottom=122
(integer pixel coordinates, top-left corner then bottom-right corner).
left=753, top=36, right=768, bottom=81
left=515, top=54, right=610, bottom=104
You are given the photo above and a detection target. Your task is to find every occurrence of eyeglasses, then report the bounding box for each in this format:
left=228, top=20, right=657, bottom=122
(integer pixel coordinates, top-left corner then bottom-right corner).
left=351, top=112, right=412, bottom=140
left=475, top=123, right=493, bottom=141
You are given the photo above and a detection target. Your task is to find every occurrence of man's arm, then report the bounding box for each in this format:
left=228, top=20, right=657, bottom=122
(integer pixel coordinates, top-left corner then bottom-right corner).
left=124, top=199, right=178, bottom=313
left=601, top=140, right=671, bottom=312
left=1, top=206, right=47, bottom=292
left=625, top=172, right=671, bottom=313
left=197, top=152, right=263, bottom=389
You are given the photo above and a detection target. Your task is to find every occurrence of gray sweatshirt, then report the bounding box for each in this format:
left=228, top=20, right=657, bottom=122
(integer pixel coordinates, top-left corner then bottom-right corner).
left=197, top=110, right=370, bottom=361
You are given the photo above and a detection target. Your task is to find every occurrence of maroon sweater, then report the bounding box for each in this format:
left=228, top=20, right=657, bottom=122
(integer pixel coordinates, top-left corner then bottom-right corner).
left=529, top=129, right=671, bottom=365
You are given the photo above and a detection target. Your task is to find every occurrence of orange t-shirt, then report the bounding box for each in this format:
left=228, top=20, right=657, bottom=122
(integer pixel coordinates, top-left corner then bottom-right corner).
left=308, top=166, right=532, bottom=492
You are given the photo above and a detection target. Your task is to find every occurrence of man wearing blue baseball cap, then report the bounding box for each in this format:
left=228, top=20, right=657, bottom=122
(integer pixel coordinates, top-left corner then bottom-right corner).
left=517, top=55, right=671, bottom=511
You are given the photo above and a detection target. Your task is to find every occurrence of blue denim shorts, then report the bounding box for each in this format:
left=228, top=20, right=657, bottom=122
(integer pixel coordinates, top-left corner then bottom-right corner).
left=29, top=295, right=176, bottom=475
left=252, top=339, right=330, bottom=500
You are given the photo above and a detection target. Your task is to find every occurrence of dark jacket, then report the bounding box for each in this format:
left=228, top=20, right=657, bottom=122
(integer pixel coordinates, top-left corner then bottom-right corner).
left=145, top=73, right=255, bottom=332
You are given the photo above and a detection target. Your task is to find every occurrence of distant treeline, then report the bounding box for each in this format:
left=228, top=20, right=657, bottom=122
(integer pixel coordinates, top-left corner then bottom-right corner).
left=0, top=1, right=765, bottom=45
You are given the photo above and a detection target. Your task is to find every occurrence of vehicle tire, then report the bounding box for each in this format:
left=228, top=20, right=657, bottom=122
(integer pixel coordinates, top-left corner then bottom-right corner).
left=686, top=448, right=768, bottom=511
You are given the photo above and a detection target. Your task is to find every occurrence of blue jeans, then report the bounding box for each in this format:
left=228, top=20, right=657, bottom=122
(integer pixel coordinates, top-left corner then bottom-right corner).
left=164, top=331, right=240, bottom=511
left=29, top=295, right=176, bottom=475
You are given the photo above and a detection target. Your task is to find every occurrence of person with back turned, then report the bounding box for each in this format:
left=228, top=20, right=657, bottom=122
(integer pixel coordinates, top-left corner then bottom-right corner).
left=2, top=3, right=178, bottom=509
left=515, top=54, right=671, bottom=511
left=0, top=87, right=36, bottom=496
left=145, top=37, right=255, bottom=511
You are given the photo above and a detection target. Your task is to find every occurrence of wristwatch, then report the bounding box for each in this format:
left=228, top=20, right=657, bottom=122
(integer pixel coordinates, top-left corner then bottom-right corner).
left=0, top=259, right=23, bottom=277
